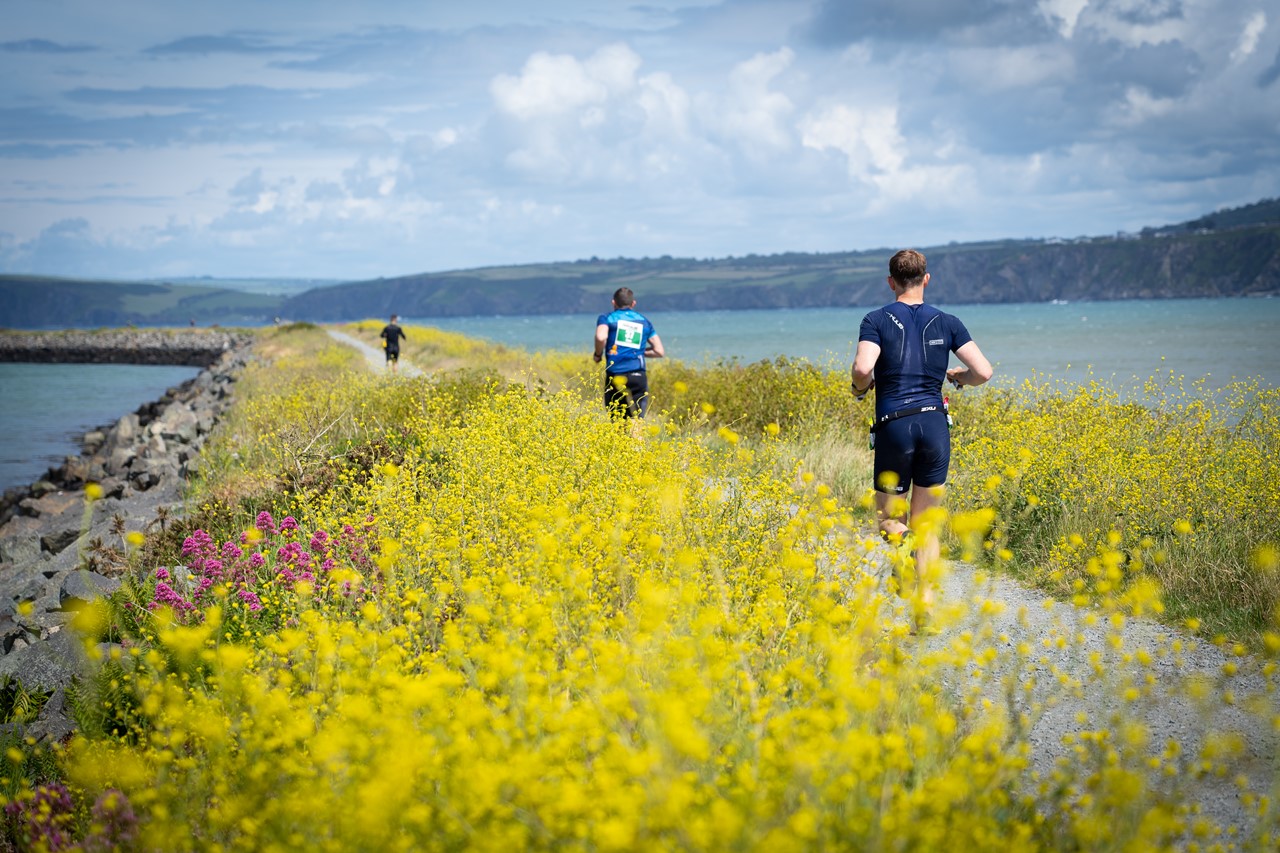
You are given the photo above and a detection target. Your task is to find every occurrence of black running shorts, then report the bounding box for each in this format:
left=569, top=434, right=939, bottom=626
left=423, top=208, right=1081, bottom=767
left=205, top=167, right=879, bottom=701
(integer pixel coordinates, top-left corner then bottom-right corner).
left=603, top=371, right=649, bottom=418
left=873, top=410, right=950, bottom=493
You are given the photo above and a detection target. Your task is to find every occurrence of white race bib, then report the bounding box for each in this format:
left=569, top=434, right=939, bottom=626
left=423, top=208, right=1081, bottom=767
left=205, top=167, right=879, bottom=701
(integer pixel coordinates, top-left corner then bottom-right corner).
left=615, top=319, right=644, bottom=349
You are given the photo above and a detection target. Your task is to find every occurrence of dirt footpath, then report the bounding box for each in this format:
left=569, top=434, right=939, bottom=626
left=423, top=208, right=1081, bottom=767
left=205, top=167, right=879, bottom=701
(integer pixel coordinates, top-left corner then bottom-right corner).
left=873, top=549, right=1278, bottom=842
left=326, top=328, right=422, bottom=377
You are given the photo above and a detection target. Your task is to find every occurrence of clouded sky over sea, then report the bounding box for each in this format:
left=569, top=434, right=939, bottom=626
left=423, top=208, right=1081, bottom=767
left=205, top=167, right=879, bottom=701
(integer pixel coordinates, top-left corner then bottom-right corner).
left=2, top=0, right=1278, bottom=281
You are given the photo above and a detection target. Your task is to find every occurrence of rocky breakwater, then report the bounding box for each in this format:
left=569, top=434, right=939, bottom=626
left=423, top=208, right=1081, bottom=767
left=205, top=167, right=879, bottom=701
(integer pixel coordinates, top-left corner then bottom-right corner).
left=0, top=336, right=253, bottom=745
left=0, top=327, right=250, bottom=366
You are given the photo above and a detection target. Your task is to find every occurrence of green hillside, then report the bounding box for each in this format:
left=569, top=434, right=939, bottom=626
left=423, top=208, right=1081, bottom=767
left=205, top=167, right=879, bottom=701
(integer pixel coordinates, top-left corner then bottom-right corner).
left=4, top=197, right=1278, bottom=329
left=0, top=277, right=283, bottom=329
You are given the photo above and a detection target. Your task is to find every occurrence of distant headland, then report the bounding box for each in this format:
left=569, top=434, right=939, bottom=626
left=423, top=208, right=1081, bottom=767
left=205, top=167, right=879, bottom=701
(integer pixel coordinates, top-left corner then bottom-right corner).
left=2, top=197, right=1278, bottom=330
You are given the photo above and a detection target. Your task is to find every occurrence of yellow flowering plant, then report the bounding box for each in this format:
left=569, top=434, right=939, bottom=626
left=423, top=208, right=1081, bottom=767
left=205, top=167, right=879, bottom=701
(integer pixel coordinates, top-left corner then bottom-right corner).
left=6, top=325, right=1275, bottom=850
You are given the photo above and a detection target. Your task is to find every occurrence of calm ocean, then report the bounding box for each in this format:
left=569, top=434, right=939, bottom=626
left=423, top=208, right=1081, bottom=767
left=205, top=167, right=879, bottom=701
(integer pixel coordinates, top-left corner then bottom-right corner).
left=2, top=298, right=1277, bottom=493
left=419, top=297, right=1280, bottom=389
left=0, top=363, right=200, bottom=493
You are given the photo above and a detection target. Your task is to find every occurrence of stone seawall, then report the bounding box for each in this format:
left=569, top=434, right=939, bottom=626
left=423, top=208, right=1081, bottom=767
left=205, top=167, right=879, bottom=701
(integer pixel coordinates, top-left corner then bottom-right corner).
left=0, top=336, right=254, bottom=744
left=0, top=329, right=252, bottom=366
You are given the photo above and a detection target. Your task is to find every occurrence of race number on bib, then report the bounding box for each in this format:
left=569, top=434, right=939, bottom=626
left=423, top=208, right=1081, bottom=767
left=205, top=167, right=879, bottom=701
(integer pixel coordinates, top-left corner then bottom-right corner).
left=615, top=319, right=644, bottom=349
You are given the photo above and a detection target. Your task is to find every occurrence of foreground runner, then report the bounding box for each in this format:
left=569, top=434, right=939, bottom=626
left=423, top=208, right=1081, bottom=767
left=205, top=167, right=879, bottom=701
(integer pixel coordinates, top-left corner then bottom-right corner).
left=851, top=249, right=993, bottom=623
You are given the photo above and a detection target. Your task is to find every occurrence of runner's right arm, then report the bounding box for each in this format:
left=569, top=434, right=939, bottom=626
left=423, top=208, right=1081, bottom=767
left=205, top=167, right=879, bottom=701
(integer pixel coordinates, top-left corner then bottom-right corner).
left=852, top=340, right=879, bottom=397
left=593, top=323, right=609, bottom=362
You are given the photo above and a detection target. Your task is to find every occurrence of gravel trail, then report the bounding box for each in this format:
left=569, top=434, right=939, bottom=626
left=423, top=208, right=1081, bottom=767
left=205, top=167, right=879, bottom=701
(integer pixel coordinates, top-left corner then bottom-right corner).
left=326, top=328, right=423, bottom=377
left=868, top=547, right=1278, bottom=843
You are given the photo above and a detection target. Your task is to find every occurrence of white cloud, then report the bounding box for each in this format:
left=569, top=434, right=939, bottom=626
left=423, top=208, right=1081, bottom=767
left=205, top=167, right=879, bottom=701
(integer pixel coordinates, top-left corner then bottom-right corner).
left=504, top=128, right=575, bottom=178
left=1113, top=85, right=1180, bottom=125
left=1230, top=11, right=1266, bottom=63
left=584, top=43, right=642, bottom=96
left=704, top=47, right=796, bottom=155
left=1079, top=0, right=1188, bottom=48
left=490, top=43, right=640, bottom=121
left=477, top=195, right=564, bottom=227
left=636, top=71, right=692, bottom=137
left=867, top=162, right=973, bottom=204
left=1038, top=0, right=1090, bottom=39
left=948, top=45, right=1075, bottom=92
left=1, top=1, right=1276, bottom=280
left=800, top=104, right=905, bottom=179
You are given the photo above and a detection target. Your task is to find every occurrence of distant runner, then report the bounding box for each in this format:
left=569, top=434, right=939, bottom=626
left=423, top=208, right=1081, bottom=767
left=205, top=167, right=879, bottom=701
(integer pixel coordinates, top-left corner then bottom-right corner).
left=380, top=314, right=407, bottom=373
left=594, top=288, right=665, bottom=431
left=851, top=249, right=993, bottom=624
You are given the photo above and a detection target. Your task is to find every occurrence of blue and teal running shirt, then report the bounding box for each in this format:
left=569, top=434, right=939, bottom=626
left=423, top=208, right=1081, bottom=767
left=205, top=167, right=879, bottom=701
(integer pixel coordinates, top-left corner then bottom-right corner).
left=858, top=302, right=972, bottom=420
left=597, top=308, right=656, bottom=375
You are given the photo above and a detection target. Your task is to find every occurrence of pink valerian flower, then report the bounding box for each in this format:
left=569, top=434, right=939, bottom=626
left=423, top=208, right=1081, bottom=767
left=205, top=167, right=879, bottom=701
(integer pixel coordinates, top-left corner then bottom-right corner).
left=83, top=789, right=138, bottom=852
left=180, top=529, right=216, bottom=561
left=142, top=516, right=380, bottom=622
left=335, top=520, right=378, bottom=575
left=4, top=783, right=75, bottom=851
left=149, top=581, right=196, bottom=615
left=277, top=541, right=312, bottom=568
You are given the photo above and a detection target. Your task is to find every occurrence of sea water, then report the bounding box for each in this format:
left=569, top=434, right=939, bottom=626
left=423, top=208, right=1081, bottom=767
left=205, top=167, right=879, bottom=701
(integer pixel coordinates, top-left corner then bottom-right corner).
left=2, top=297, right=1277, bottom=493
left=418, top=297, right=1280, bottom=390
left=0, top=363, right=200, bottom=493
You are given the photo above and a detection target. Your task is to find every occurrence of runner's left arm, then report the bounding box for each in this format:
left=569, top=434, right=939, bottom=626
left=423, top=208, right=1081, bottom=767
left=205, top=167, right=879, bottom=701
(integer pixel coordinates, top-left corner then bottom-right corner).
left=947, top=341, right=993, bottom=387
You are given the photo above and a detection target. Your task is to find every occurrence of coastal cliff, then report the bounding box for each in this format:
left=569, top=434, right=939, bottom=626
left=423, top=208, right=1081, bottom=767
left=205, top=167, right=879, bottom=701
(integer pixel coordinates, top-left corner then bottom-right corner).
left=278, top=221, right=1280, bottom=320
left=3, top=199, right=1278, bottom=329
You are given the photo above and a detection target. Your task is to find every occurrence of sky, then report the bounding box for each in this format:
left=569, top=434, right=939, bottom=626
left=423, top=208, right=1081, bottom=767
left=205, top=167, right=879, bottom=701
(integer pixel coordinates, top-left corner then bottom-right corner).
left=2, top=0, right=1278, bottom=282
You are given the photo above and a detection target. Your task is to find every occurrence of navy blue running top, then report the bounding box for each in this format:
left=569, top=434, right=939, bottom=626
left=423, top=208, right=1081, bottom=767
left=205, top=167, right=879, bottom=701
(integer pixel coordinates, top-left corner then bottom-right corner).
left=858, top=302, right=972, bottom=421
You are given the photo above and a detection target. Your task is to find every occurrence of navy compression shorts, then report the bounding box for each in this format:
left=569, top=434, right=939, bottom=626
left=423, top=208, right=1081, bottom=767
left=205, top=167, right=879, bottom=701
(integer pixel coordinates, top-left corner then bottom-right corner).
left=873, top=409, right=950, bottom=494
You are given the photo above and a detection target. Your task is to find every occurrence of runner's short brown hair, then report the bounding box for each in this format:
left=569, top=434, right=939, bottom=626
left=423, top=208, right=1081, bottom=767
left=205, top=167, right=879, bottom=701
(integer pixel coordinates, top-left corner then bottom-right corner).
left=888, top=250, right=927, bottom=286
left=612, top=287, right=636, bottom=307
